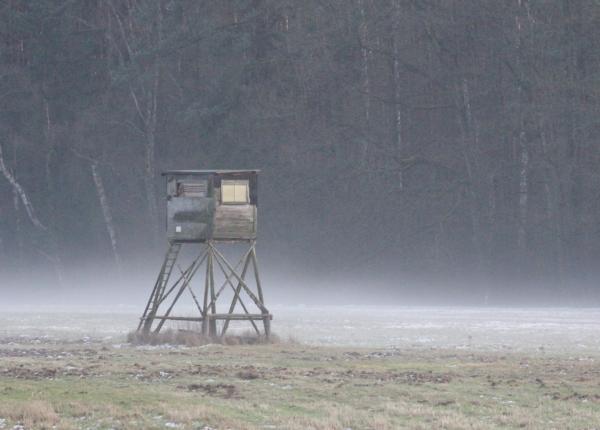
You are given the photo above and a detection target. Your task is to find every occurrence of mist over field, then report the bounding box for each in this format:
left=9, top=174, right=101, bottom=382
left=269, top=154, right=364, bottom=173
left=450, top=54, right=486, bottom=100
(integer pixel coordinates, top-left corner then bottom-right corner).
left=3, top=306, right=600, bottom=354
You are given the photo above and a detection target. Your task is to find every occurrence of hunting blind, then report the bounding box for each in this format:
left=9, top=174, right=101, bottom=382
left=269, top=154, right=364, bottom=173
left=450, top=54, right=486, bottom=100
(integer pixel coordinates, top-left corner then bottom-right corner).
left=138, top=170, right=271, bottom=338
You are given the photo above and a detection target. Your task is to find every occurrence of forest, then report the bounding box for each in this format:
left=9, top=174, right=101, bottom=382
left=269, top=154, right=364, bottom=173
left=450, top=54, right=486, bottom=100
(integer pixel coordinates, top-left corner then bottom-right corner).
left=1, top=1, right=599, bottom=301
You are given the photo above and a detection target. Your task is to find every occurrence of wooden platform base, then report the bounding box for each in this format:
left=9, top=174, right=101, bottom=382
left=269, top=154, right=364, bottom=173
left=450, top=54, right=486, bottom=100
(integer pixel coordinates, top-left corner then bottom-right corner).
left=137, top=240, right=271, bottom=338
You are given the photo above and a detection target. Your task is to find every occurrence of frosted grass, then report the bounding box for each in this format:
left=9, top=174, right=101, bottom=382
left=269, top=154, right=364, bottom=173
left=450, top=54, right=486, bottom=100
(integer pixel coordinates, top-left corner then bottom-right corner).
left=1, top=305, right=599, bottom=353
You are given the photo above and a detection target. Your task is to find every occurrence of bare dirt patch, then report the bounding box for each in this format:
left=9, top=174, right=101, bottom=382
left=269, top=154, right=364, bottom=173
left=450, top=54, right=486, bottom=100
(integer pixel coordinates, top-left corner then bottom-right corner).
left=0, top=347, right=98, bottom=359
left=184, top=383, right=238, bottom=398
left=0, top=364, right=95, bottom=380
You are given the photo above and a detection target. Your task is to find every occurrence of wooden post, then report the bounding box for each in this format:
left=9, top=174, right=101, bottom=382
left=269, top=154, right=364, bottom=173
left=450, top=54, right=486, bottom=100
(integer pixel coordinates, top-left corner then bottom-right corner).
left=208, top=243, right=217, bottom=337
left=201, top=244, right=210, bottom=337
left=250, top=246, right=270, bottom=338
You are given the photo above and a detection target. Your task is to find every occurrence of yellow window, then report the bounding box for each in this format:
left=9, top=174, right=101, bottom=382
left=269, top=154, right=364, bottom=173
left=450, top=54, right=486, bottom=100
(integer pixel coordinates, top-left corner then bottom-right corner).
left=221, top=180, right=249, bottom=204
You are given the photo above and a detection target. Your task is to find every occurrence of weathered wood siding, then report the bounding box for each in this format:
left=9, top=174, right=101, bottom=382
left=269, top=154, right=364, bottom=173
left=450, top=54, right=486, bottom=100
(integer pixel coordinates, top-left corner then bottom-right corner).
left=167, top=196, right=214, bottom=242
left=213, top=204, right=257, bottom=240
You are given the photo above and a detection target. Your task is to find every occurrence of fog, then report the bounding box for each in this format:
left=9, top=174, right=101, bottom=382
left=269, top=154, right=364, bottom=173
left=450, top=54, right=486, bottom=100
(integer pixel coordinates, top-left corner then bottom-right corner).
left=3, top=264, right=600, bottom=312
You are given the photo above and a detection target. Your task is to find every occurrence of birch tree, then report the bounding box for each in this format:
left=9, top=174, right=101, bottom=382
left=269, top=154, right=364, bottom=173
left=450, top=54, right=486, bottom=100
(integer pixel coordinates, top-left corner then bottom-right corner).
left=0, top=141, right=46, bottom=231
left=514, top=0, right=530, bottom=263
left=107, top=0, right=164, bottom=245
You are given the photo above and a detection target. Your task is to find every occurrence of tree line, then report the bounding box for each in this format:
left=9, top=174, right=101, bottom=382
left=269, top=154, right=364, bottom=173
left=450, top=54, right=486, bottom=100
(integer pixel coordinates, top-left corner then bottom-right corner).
left=1, top=1, right=599, bottom=299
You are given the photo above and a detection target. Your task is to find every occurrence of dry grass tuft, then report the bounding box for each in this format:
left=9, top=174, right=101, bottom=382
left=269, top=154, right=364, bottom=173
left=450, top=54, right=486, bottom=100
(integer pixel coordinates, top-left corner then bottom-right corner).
left=158, top=403, right=254, bottom=430
left=127, top=329, right=212, bottom=346
left=222, top=330, right=281, bottom=345
left=127, top=329, right=284, bottom=346
left=0, top=401, right=60, bottom=428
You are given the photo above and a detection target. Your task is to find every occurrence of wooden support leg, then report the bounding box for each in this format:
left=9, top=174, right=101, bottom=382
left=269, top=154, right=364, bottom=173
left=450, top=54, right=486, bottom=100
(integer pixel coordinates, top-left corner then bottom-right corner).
left=208, top=243, right=217, bottom=337
left=201, top=244, right=211, bottom=337
left=263, top=315, right=271, bottom=338
left=250, top=247, right=270, bottom=338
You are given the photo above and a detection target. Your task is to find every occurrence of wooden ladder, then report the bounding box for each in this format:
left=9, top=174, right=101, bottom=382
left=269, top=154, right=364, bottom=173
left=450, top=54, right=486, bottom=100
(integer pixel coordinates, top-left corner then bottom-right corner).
left=138, top=242, right=182, bottom=332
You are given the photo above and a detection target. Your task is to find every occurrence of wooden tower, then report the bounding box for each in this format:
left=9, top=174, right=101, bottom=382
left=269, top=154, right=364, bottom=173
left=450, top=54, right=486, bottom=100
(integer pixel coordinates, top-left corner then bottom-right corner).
left=137, top=170, right=271, bottom=338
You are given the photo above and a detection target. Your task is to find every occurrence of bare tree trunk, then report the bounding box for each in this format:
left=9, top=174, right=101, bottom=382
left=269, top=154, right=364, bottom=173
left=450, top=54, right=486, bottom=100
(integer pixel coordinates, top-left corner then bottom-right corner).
left=539, top=118, right=565, bottom=284
left=13, top=188, right=23, bottom=259
left=392, top=0, right=403, bottom=189
left=515, top=0, right=530, bottom=262
left=456, top=78, right=488, bottom=299
left=144, top=50, right=161, bottom=243
left=556, top=0, right=582, bottom=293
left=127, top=1, right=163, bottom=245
left=457, top=100, right=480, bottom=242
left=110, top=0, right=163, bottom=245
left=0, top=140, right=64, bottom=284
left=358, top=0, right=370, bottom=123
left=358, top=0, right=371, bottom=164
left=91, top=162, right=122, bottom=272
left=0, top=210, right=4, bottom=259
left=42, top=98, right=66, bottom=288
left=486, top=171, right=497, bottom=305
left=12, top=145, right=24, bottom=261
left=517, top=129, right=528, bottom=254
left=0, top=142, right=46, bottom=231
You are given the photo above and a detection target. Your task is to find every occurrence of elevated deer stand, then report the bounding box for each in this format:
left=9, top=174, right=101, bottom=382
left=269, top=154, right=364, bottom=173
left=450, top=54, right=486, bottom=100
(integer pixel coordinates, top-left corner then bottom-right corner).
left=137, top=169, right=270, bottom=338
left=138, top=240, right=271, bottom=338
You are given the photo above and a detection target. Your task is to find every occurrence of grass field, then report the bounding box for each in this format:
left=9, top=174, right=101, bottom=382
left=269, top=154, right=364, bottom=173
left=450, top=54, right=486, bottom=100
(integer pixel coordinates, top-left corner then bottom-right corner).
left=1, top=333, right=600, bottom=429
